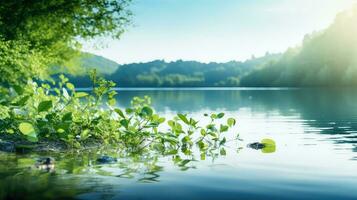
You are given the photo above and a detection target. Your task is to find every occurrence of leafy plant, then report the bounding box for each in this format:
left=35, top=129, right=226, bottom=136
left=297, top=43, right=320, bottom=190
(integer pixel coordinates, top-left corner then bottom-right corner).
left=0, top=72, right=238, bottom=157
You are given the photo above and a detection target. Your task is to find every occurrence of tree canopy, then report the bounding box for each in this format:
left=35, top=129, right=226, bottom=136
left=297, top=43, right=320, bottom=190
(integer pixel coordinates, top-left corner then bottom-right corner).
left=0, top=0, right=131, bottom=85
left=240, top=5, right=357, bottom=87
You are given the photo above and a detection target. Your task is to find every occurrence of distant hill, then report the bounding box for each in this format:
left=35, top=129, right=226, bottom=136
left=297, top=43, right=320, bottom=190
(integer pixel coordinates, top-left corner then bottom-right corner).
left=240, top=6, right=357, bottom=87
left=69, top=53, right=281, bottom=87
left=78, top=53, right=119, bottom=75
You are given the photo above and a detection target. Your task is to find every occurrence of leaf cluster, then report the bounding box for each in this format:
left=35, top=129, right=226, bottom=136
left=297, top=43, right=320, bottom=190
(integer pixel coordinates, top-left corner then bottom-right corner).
left=0, top=72, right=237, bottom=157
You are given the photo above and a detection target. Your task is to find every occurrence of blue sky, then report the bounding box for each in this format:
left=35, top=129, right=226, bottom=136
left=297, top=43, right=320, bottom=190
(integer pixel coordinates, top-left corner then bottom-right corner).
left=84, top=0, right=357, bottom=64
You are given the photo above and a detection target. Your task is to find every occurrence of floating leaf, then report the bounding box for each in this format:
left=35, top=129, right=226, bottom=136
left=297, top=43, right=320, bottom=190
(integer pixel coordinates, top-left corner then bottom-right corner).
left=261, top=138, right=276, bottom=153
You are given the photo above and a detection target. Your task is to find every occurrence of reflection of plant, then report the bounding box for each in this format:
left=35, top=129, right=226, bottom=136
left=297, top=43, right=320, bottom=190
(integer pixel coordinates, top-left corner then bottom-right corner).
left=0, top=71, right=237, bottom=155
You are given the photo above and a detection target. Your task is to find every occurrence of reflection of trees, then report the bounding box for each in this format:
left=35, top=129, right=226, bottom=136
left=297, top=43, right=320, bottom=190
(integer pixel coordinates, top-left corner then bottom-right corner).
left=0, top=140, right=231, bottom=199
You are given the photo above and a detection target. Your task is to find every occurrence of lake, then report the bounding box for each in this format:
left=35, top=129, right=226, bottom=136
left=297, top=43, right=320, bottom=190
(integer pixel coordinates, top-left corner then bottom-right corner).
left=1, top=88, right=357, bottom=200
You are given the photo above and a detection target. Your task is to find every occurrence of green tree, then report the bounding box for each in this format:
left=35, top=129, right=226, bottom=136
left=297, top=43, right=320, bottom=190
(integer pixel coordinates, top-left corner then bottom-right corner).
left=0, top=0, right=131, bottom=85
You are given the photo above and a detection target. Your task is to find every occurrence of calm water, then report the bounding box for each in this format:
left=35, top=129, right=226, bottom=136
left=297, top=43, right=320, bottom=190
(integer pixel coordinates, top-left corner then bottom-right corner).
left=2, top=88, right=357, bottom=200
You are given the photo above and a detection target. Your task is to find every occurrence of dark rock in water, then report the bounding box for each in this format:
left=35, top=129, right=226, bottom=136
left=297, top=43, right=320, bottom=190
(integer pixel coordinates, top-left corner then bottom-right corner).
left=247, top=142, right=266, bottom=150
left=35, top=157, right=55, bottom=172
left=36, top=157, right=55, bottom=165
left=97, top=155, right=117, bottom=164
left=0, top=140, right=15, bottom=152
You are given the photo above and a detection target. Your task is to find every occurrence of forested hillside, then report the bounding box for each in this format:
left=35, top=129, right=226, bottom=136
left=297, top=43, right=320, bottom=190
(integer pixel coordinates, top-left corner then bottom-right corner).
left=240, top=6, right=357, bottom=87
left=70, top=53, right=280, bottom=87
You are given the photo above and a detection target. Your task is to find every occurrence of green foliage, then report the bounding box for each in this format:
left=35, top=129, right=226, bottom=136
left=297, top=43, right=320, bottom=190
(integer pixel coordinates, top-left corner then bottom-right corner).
left=241, top=6, right=357, bottom=87
left=38, top=101, right=53, bottom=112
left=0, top=39, right=50, bottom=85
left=69, top=55, right=281, bottom=87
left=0, top=73, right=237, bottom=154
left=0, top=0, right=131, bottom=84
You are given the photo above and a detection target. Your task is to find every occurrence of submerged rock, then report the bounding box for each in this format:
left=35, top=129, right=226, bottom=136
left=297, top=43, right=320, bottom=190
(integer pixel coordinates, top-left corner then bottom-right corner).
left=96, top=155, right=117, bottom=164
left=36, top=157, right=55, bottom=165
left=247, top=142, right=266, bottom=150
left=35, top=157, right=55, bottom=172
left=0, top=140, right=15, bottom=152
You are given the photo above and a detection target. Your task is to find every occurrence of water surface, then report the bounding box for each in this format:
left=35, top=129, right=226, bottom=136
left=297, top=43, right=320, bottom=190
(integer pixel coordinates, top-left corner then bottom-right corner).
left=1, top=88, right=357, bottom=200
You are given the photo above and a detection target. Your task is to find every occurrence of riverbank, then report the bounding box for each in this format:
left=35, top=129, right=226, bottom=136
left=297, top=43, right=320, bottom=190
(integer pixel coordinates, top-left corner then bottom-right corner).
left=0, top=136, right=102, bottom=153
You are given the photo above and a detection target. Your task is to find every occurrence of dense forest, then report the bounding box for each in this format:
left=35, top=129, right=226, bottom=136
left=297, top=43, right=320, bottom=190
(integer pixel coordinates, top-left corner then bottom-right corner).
left=68, top=53, right=281, bottom=87
left=240, top=6, right=357, bottom=87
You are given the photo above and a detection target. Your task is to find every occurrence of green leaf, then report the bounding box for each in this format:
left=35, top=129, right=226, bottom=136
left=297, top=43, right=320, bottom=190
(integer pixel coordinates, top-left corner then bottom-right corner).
left=74, top=92, right=88, bottom=98
left=80, top=129, right=90, bottom=140
left=141, top=106, right=153, bottom=116
left=13, top=95, right=30, bottom=106
left=108, top=98, right=116, bottom=106
left=220, top=124, right=229, bottom=132
left=66, top=83, right=75, bottom=91
left=261, top=138, right=276, bottom=153
left=13, top=85, right=24, bottom=95
left=114, top=108, right=125, bottom=118
left=217, top=113, right=225, bottom=119
left=57, top=128, right=65, bottom=133
left=220, top=148, right=226, bottom=156
left=62, top=112, right=72, bottom=122
left=219, top=137, right=227, bottom=146
left=158, top=117, right=166, bottom=123
left=19, top=123, right=38, bottom=142
left=125, top=108, right=134, bottom=114
left=120, top=119, right=129, bottom=129
left=200, top=129, right=206, bottom=136
left=168, top=120, right=175, bottom=128
left=19, top=123, right=36, bottom=135
left=38, top=100, right=52, bottom=112
left=26, top=136, right=38, bottom=142
left=177, top=114, right=189, bottom=125
left=227, top=118, right=236, bottom=127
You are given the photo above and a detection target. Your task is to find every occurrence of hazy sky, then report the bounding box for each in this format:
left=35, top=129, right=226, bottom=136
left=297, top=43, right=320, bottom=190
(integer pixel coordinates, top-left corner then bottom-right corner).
left=83, top=0, right=357, bottom=64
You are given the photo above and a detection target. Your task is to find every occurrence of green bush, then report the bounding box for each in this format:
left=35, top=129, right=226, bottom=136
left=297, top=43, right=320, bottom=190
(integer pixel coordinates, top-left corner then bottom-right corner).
left=0, top=71, right=237, bottom=155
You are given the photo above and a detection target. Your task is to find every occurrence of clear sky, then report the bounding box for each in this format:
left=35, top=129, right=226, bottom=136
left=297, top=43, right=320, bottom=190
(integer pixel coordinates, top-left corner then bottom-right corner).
left=83, top=0, right=357, bottom=64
